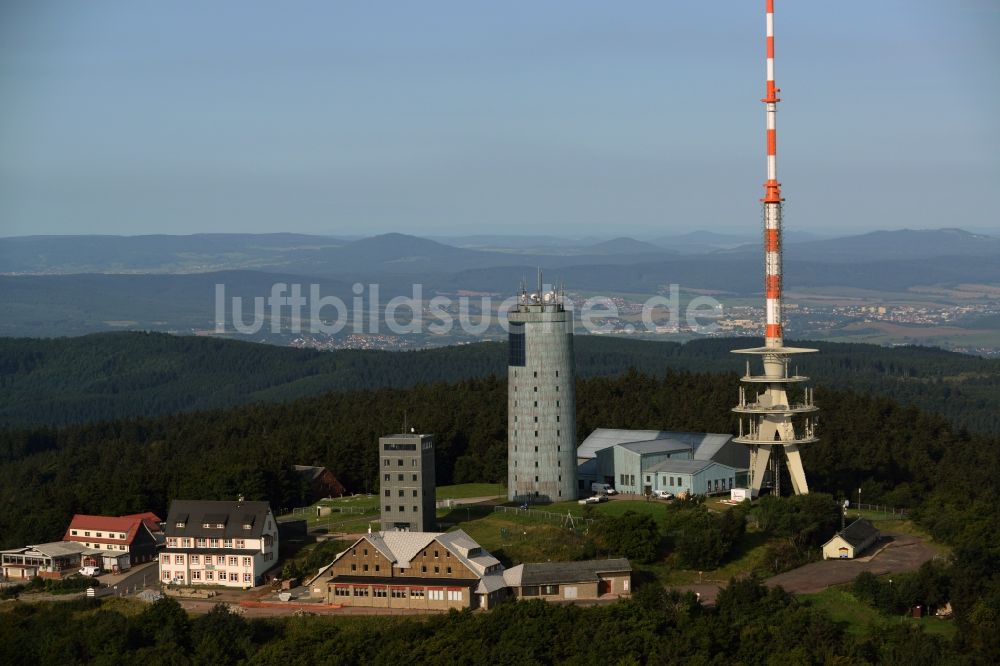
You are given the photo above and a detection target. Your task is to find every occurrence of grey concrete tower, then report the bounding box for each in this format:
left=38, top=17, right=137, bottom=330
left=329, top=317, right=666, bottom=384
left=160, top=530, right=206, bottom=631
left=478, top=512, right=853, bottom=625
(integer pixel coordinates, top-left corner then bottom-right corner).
left=507, top=279, right=577, bottom=502
left=379, top=433, right=436, bottom=531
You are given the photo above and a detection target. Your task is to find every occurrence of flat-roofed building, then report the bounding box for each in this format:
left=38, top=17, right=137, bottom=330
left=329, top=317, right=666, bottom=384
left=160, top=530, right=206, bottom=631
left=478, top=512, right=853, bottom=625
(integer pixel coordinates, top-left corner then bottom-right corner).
left=379, top=433, right=436, bottom=532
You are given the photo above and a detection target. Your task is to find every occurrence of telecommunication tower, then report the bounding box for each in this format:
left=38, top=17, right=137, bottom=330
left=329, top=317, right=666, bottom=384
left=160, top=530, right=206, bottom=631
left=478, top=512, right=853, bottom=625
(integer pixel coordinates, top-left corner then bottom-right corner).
left=732, top=0, right=818, bottom=496
left=507, top=273, right=577, bottom=502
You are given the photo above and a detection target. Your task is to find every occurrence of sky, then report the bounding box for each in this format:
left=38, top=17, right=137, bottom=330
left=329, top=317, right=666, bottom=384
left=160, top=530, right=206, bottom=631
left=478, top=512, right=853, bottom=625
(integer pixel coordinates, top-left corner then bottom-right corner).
left=1, top=0, right=997, bottom=238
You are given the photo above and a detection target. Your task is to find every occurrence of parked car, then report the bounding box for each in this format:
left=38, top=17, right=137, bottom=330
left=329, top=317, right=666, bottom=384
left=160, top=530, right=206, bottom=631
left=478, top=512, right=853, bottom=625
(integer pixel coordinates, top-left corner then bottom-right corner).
left=79, top=566, right=102, bottom=577
left=654, top=490, right=674, bottom=500
left=586, top=494, right=610, bottom=504
left=604, top=487, right=618, bottom=495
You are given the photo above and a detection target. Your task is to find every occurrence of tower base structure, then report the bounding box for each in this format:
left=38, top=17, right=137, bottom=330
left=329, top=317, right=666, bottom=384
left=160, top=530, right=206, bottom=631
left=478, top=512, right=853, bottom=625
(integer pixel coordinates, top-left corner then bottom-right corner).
left=732, top=344, right=818, bottom=496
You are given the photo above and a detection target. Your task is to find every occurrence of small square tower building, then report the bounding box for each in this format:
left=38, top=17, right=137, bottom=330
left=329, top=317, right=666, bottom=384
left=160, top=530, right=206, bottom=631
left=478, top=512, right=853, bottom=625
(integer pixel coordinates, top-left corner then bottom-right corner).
left=379, top=433, right=436, bottom=532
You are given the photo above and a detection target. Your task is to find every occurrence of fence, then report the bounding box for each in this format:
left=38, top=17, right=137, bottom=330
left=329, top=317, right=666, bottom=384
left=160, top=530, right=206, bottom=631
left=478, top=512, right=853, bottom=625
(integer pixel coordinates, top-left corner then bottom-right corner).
left=853, top=503, right=909, bottom=518
left=492, top=505, right=595, bottom=527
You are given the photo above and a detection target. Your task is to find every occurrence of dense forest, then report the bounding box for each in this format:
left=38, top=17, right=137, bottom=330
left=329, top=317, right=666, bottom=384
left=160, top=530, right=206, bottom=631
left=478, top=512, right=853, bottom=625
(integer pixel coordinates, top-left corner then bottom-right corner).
left=2, top=360, right=999, bottom=658
left=0, top=580, right=973, bottom=665
left=2, top=332, right=999, bottom=432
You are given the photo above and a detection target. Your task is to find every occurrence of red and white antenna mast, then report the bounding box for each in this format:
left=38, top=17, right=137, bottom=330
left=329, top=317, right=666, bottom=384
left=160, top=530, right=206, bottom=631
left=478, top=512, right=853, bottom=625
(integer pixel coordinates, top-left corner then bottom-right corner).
left=731, top=0, right=819, bottom=498
left=763, top=0, right=783, bottom=349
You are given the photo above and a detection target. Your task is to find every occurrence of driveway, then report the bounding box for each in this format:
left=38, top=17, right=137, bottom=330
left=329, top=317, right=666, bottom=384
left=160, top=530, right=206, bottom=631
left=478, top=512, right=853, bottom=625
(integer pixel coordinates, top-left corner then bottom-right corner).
left=764, top=534, right=938, bottom=594
left=669, top=532, right=938, bottom=604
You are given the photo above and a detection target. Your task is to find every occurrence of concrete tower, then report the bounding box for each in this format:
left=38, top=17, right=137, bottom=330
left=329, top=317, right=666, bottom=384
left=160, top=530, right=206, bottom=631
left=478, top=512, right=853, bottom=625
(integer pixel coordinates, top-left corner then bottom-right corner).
left=732, top=0, right=819, bottom=496
left=379, top=433, right=436, bottom=531
left=507, top=278, right=577, bottom=502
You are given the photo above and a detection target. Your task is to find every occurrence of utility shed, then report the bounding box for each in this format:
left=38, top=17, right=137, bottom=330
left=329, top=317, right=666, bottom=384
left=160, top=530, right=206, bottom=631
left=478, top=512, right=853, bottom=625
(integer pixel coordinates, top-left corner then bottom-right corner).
left=822, top=518, right=880, bottom=559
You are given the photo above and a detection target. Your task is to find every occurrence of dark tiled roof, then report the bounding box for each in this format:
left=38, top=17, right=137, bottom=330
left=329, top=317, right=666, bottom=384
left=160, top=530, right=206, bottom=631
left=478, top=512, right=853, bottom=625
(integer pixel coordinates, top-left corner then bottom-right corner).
left=519, top=559, right=631, bottom=586
left=838, top=518, right=879, bottom=548
left=165, top=500, right=273, bottom=539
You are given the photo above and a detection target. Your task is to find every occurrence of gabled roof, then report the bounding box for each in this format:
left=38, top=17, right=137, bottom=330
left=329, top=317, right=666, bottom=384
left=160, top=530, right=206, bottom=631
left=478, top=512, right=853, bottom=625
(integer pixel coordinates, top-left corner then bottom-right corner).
left=64, top=514, right=158, bottom=545
left=834, top=518, right=879, bottom=548
left=619, top=439, right=692, bottom=455
left=164, top=500, right=273, bottom=539
left=28, top=541, right=102, bottom=558
left=504, top=559, right=632, bottom=587
left=646, top=459, right=735, bottom=475
left=577, top=428, right=735, bottom=461
left=577, top=429, right=675, bottom=460
left=293, top=465, right=328, bottom=481
left=333, top=529, right=501, bottom=578
left=119, top=512, right=163, bottom=533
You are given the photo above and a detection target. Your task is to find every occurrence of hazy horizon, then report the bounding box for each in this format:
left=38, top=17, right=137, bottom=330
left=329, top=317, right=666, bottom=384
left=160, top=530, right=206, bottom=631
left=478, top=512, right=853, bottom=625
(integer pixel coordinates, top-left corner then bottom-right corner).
left=1, top=1, right=997, bottom=238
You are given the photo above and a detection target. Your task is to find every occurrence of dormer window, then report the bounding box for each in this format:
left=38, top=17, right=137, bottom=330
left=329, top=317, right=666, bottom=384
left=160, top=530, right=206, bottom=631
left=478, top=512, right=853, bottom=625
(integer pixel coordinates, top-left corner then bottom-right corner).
left=175, top=522, right=186, bottom=528
left=243, top=523, right=252, bottom=530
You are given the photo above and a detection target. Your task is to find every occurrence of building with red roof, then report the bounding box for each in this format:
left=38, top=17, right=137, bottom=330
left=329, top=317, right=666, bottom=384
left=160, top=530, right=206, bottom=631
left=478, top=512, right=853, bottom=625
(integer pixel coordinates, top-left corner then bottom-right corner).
left=63, top=513, right=163, bottom=570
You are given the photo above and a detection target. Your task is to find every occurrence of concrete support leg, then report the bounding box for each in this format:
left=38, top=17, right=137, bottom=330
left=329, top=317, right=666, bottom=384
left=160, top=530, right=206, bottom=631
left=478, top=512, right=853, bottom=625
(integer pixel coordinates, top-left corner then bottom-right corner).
left=750, top=445, right=772, bottom=496
left=784, top=445, right=809, bottom=495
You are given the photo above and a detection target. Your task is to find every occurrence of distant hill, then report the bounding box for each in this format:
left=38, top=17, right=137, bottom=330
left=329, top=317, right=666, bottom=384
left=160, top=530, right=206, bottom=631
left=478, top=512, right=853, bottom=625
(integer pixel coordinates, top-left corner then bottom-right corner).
left=0, top=233, right=345, bottom=274
left=724, top=228, right=1000, bottom=263
left=1, top=332, right=996, bottom=433
left=583, top=237, right=673, bottom=255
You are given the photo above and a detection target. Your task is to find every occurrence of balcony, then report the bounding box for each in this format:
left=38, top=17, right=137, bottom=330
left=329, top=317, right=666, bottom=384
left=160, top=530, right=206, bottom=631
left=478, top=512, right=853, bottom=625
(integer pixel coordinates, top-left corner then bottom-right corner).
left=732, top=402, right=818, bottom=415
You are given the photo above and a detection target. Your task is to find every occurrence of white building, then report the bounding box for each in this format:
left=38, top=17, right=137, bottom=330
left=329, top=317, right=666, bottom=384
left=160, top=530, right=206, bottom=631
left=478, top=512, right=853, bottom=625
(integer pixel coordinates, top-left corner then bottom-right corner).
left=160, top=499, right=278, bottom=588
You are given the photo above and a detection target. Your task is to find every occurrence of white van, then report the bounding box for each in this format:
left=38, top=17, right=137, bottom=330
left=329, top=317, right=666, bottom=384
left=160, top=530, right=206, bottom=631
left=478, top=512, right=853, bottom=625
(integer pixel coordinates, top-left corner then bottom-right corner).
left=591, top=482, right=614, bottom=494
left=80, top=565, right=102, bottom=577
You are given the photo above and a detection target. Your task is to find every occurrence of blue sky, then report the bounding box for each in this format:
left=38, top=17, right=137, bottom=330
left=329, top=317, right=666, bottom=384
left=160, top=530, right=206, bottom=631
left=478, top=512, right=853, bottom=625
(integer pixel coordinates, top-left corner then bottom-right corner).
left=1, top=0, right=997, bottom=238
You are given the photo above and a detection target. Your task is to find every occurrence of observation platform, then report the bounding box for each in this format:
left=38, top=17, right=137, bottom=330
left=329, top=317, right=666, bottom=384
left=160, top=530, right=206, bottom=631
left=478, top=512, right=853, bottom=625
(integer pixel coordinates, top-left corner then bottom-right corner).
left=732, top=402, right=818, bottom=415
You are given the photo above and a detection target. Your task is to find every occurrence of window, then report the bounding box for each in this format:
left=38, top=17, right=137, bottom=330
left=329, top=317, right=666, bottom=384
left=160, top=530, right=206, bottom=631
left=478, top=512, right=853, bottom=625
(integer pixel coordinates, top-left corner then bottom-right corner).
left=446, top=567, right=452, bottom=574
left=162, top=570, right=171, bottom=580
left=351, top=564, right=357, bottom=572
left=428, top=590, right=444, bottom=601
left=235, top=539, right=245, bottom=549
left=175, top=555, right=184, bottom=564
left=353, top=587, right=369, bottom=597
left=71, top=530, right=78, bottom=536
left=384, top=459, right=390, bottom=467
left=385, top=505, right=391, bottom=512
left=334, top=587, right=350, bottom=597
left=375, top=564, right=380, bottom=572
left=384, top=474, right=390, bottom=481
left=533, top=416, right=538, bottom=423
left=190, top=555, right=200, bottom=565
left=243, top=572, right=252, bottom=583
left=191, top=570, right=202, bottom=580
left=434, top=566, right=439, bottom=573
left=223, top=539, right=232, bottom=548
left=391, top=589, right=407, bottom=599
left=557, top=430, right=560, bottom=437
left=384, top=490, right=390, bottom=497
left=398, top=489, right=404, bottom=497
left=534, top=431, right=538, bottom=438
left=533, top=371, right=537, bottom=378
left=413, top=506, right=418, bottom=512
left=217, top=556, right=225, bottom=565
left=508, top=324, right=525, bottom=366
left=412, top=474, right=417, bottom=481
left=229, top=573, right=239, bottom=582
left=448, top=590, right=462, bottom=601
left=363, top=564, right=369, bottom=572
left=242, top=557, right=252, bottom=567
left=196, top=538, right=206, bottom=548
left=412, top=490, right=418, bottom=497
left=228, top=556, right=238, bottom=566
left=206, top=571, right=214, bottom=581
left=533, top=386, right=537, bottom=392
left=398, top=506, right=405, bottom=512
left=556, top=400, right=560, bottom=407
left=209, top=539, right=220, bottom=548
left=543, top=585, right=559, bottom=595
left=411, top=589, right=425, bottom=599
left=374, top=588, right=387, bottom=598
left=421, top=565, right=427, bottom=573
left=397, top=459, right=404, bottom=466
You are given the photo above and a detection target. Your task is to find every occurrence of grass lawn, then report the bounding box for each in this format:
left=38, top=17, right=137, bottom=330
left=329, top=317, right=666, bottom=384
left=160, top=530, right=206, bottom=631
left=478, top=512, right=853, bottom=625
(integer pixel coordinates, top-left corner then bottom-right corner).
left=544, top=498, right=673, bottom=519
left=450, top=513, right=592, bottom=565
left=436, top=483, right=505, bottom=500
left=800, top=588, right=956, bottom=639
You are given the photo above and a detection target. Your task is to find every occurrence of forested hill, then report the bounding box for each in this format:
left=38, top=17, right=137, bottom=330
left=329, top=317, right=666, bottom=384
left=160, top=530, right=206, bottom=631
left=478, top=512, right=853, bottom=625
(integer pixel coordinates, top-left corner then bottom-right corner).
left=2, top=332, right=998, bottom=432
